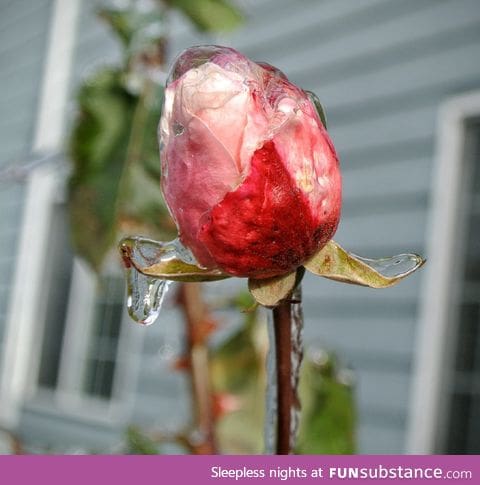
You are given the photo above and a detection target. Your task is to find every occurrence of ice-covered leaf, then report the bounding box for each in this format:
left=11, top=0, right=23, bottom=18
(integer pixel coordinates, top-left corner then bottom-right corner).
left=120, top=236, right=229, bottom=282
left=304, top=240, right=425, bottom=288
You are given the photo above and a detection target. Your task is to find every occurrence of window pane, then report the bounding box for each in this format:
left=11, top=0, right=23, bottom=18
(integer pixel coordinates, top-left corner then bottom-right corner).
left=83, top=276, right=124, bottom=399
left=445, top=121, right=480, bottom=453
left=37, top=203, right=74, bottom=389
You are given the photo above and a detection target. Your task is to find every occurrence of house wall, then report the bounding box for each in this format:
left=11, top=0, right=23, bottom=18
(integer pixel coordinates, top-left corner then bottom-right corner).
left=0, top=0, right=52, bottom=383
left=6, top=0, right=480, bottom=453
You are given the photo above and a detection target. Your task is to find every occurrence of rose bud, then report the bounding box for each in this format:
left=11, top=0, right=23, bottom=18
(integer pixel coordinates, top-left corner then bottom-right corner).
left=159, top=45, right=341, bottom=279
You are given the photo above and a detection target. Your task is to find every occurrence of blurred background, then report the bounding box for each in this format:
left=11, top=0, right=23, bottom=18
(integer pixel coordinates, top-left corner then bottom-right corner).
left=0, top=0, right=479, bottom=454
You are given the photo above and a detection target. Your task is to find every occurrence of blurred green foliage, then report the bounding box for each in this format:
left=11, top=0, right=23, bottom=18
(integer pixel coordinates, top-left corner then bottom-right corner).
left=211, top=292, right=265, bottom=453
left=69, top=70, right=173, bottom=270
left=166, top=0, right=243, bottom=32
left=210, top=295, right=356, bottom=454
left=68, top=0, right=243, bottom=272
left=98, top=4, right=165, bottom=49
left=125, top=426, right=161, bottom=454
left=296, top=351, right=356, bottom=454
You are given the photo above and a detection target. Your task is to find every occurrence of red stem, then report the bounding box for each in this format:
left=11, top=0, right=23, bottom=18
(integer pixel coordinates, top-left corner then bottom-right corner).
left=272, top=302, right=293, bottom=454
left=271, top=285, right=303, bottom=455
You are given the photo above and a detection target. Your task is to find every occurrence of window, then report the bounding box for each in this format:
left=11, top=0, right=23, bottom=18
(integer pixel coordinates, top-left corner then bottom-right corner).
left=33, top=196, right=134, bottom=409
left=83, top=276, right=125, bottom=399
left=408, top=92, right=480, bottom=454
left=444, top=120, right=480, bottom=453
left=0, top=164, right=139, bottom=425
left=36, top=202, right=74, bottom=390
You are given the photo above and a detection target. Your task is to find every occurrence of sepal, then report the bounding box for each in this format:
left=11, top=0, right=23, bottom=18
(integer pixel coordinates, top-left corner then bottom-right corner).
left=304, top=240, right=425, bottom=288
left=119, top=236, right=229, bottom=282
left=248, top=267, right=305, bottom=307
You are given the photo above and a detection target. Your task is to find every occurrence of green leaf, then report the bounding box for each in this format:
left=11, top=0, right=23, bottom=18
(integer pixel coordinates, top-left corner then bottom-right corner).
left=98, top=5, right=165, bottom=48
left=98, top=5, right=167, bottom=76
left=167, top=0, right=243, bottom=32
left=69, top=70, right=175, bottom=271
left=304, top=240, right=425, bottom=288
left=120, top=236, right=229, bottom=282
left=248, top=267, right=304, bottom=307
left=296, top=351, right=356, bottom=454
left=125, top=426, right=160, bottom=454
left=211, top=302, right=265, bottom=453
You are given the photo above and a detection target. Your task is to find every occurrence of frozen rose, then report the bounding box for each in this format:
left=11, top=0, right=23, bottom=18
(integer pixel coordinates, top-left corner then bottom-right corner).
left=159, top=45, right=341, bottom=278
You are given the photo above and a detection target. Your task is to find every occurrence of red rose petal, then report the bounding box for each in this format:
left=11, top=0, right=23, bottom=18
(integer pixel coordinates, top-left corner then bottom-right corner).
left=198, top=140, right=337, bottom=278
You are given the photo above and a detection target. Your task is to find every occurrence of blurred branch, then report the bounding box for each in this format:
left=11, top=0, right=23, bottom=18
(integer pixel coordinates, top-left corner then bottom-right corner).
left=176, top=283, right=218, bottom=454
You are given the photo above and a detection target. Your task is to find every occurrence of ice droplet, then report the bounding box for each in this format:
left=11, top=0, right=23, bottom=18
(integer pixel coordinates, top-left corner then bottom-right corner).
left=125, top=265, right=170, bottom=326
left=120, top=237, right=198, bottom=325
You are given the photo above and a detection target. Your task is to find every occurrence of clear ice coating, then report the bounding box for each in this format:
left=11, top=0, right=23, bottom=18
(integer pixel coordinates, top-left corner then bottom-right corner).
left=289, top=286, right=304, bottom=451
left=121, top=236, right=198, bottom=268
left=263, top=286, right=304, bottom=454
left=173, top=121, right=184, bottom=136
left=264, top=309, right=277, bottom=454
left=120, top=236, right=199, bottom=325
left=167, top=45, right=232, bottom=84
left=354, top=253, right=423, bottom=278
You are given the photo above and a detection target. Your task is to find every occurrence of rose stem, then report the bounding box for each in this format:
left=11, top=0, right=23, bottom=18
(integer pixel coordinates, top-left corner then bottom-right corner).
left=272, top=285, right=303, bottom=455
left=177, top=282, right=217, bottom=454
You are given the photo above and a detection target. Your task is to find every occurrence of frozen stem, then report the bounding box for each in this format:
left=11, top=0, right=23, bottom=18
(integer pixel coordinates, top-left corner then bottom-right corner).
left=271, top=285, right=303, bottom=454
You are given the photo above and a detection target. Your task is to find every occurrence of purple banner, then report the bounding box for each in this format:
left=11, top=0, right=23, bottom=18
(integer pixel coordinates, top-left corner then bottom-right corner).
left=0, top=455, right=477, bottom=484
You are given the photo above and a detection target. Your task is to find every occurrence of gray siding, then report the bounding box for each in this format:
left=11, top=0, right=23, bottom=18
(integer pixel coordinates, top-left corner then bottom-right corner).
left=0, top=0, right=52, bottom=371
left=13, top=0, right=480, bottom=454
left=68, top=0, right=122, bottom=95
left=216, top=0, right=480, bottom=453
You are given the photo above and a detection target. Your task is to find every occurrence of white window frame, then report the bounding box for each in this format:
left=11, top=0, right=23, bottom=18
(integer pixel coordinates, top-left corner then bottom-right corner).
left=407, top=91, right=480, bottom=453
left=0, top=0, right=142, bottom=428
left=0, top=0, right=80, bottom=428
left=1, top=164, right=142, bottom=426
left=32, top=254, right=142, bottom=425
left=0, top=165, right=61, bottom=425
